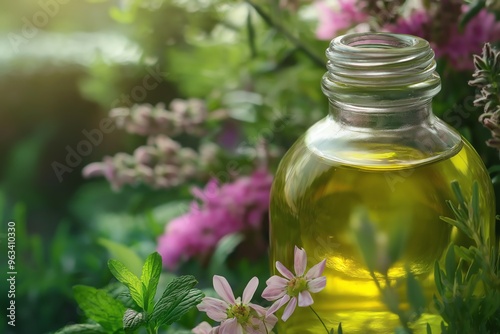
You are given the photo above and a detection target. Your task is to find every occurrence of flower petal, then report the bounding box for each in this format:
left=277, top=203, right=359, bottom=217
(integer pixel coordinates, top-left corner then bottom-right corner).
left=267, top=294, right=290, bottom=316
left=242, top=276, right=259, bottom=304
left=308, top=276, right=327, bottom=293
left=192, top=321, right=214, bottom=334
left=266, top=275, right=288, bottom=287
left=294, top=246, right=307, bottom=276
left=213, top=275, right=236, bottom=304
left=305, top=259, right=326, bottom=280
left=298, top=290, right=313, bottom=307
left=282, top=296, right=297, bottom=321
left=220, top=318, right=243, bottom=334
left=262, top=285, right=286, bottom=301
left=276, top=261, right=294, bottom=280
left=197, top=297, right=228, bottom=322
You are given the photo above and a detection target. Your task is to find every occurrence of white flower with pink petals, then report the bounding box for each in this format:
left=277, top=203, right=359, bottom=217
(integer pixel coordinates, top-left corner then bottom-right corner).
left=197, top=275, right=277, bottom=334
left=262, top=246, right=327, bottom=321
left=192, top=321, right=219, bottom=334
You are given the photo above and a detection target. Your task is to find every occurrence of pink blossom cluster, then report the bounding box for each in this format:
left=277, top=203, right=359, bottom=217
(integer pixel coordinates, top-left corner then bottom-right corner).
left=157, top=169, right=273, bottom=270
left=315, top=0, right=367, bottom=40
left=386, top=7, right=500, bottom=71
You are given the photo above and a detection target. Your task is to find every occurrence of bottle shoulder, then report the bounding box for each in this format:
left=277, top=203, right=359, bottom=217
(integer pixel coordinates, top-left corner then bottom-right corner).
left=302, top=115, right=463, bottom=170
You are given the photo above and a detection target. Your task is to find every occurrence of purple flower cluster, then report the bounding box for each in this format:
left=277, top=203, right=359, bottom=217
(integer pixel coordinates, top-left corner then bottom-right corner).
left=110, top=99, right=208, bottom=136
left=157, top=169, right=273, bottom=270
left=315, top=0, right=368, bottom=40
left=314, top=2, right=500, bottom=71
left=386, top=7, right=500, bottom=71
left=83, top=136, right=218, bottom=190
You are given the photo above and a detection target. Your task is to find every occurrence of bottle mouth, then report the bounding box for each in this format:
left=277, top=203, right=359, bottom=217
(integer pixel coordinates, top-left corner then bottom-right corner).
left=322, top=33, right=441, bottom=107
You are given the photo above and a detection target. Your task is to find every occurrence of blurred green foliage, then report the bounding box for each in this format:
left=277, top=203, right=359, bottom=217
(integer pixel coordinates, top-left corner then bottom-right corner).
left=1, top=0, right=499, bottom=333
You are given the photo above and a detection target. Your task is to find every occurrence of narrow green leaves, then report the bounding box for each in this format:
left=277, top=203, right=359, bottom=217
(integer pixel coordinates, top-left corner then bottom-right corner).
left=73, top=285, right=126, bottom=333
left=108, top=259, right=144, bottom=308
left=151, top=275, right=204, bottom=327
left=350, top=207, right=377, bottom=273
left=406, top=269, right=426, bottom=317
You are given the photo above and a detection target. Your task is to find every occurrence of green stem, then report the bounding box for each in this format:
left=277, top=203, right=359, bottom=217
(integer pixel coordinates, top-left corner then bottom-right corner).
left=309, top=305, right=330, bottom=333
left=243, top=0, right=326, bottom=69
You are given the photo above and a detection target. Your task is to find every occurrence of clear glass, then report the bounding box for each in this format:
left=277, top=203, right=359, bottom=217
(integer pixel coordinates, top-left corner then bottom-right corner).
left=269, top=33, right=496, bottom=334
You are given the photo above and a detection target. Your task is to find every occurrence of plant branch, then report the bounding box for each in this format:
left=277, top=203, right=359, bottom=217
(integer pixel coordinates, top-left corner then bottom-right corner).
left=309, top=305, right=330, bottom=333
left=243, top=0, right=326, bottom=69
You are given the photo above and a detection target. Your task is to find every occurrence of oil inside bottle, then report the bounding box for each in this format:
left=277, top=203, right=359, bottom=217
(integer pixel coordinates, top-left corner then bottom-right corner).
left=269, top=137, right=495, bottom=334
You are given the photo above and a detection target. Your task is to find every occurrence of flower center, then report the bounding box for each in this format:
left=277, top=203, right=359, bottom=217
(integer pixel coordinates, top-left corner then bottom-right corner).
left=227, top=303, right=251, bottom=324
left=286, top=277, right=308, bottom=297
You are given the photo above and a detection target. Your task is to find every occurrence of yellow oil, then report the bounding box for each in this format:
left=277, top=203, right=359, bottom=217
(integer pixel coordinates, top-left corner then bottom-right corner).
left=269, top=137, right=495, bottom=334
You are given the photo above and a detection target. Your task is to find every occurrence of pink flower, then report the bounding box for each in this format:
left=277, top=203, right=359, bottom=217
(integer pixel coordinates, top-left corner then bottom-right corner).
left=386, top=8, right=500, bottom=71
left=192, top=321, right=219, bottom=334
left=157, top=170, right=273, bottom=269
left=315, top=0, right=368, bottom=40
left=197, top=276, right=278, bottom=334
left=262, top=246, right=327, bottom=321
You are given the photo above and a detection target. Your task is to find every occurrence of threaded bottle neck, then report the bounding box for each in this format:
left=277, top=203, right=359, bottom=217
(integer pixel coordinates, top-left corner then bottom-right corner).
left=321, top=33, right=441, bottom=109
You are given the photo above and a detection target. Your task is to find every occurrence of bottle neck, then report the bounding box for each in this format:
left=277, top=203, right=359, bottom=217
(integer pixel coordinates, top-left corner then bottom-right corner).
left=329, top=99, right=433, bottom=129
left=322, top=33, right=441, bottom=115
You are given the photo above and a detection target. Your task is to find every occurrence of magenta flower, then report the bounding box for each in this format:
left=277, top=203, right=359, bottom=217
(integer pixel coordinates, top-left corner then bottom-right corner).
left=263, top=246, right=327, bottom=321
left=386, top=7, right=500, bottom=71
left=197, top=275, right=278, bottom=334
left=157, top=169, right=273, bottom=269
left=315, top=0, right=368, bottom=40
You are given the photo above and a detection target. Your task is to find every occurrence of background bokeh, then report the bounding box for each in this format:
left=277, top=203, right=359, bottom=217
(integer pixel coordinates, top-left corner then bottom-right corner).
left=0, top=1, right=499, bottom=333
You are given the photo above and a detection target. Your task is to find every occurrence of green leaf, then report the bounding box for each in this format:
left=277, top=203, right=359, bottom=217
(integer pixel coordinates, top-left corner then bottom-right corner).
left=108, top=259, right=144, bottom=309
left=99, top=238, right=143, bottom=276
left=406, top=269, right=426, bottom=316
left=427, top=323, right=432, bottom=334
left=123, top=309, right=146, bottom=333
left=459, top=0, right=485, bottom=28
left=151, top=276, right=204, bottom=327
left=55, top=324, right=107, bottom=334
left=338, top=322, right=343, bottom=334
left=350, top=207, right=377, bottom=273
left=141, top=252, right=162, bottom=312
left=445, top=246, right=456, bottom=282
left=154, top=288, right=204, bottom=327
left=73, top=285, right=126, bottom=332
left=208, top=233, right=245, bottom=277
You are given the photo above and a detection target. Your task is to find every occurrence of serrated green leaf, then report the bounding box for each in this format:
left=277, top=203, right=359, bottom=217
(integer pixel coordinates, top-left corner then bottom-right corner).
left=154, top=288, right=204, bottom=327
left=105, top=282, right=139, bottom=310
left=151, top=276, right=203, bottom=327
left=141, top=252, right=162, bottom=312
left=73, top=285, right=126, bottom=332
left=99, top=238, right=143, bottom=276
left=123, top=309, right=146, bottom=333
left=108, top=259, right=144, bottom=309
left=55, top=324, right=107, bottom=334
left=406, top=269, right=426, bottom=316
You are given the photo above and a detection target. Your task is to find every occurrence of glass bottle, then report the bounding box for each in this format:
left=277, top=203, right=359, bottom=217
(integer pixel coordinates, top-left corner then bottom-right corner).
left=269, top=33, right=495, bottom=333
